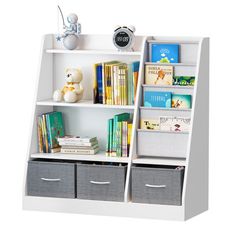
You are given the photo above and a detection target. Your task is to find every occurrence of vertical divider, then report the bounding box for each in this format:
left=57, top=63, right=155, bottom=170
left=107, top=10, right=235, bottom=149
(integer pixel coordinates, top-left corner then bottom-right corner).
left=124, top=36, right=150, bottom=202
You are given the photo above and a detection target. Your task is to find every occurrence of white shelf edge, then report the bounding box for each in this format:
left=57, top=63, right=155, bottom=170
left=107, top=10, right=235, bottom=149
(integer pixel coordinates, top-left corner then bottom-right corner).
left=30, top=152, right=129, bottom=163
left=137, top=129, right=189, bottom=134
left=46, top=49, right=142, bottom=56
left=139, top=106, right=192, bottom=112
left=142, top=84, right=194, bottom=90
left=132, top=157, right=186, bottom=166
left=36, top=99, right=135, bottom=110
left=145, top=62, right=196, bottom=66
left=147, top=39, right=200, bottom=44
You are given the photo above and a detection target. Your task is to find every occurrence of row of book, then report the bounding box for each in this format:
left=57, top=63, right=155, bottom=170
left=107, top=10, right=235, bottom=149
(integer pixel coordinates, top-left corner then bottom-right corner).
left=141, top=116, right=191, bottom=132
left=145, top=64, right=195, bottom=86
left=93, top=61, right=140, bottom=105
left=144, top=91, right=192, bottom=109
left=106, top=113, right=133, bottom=157
left=58, top=136, right=99, bottom=155
left=37, top=112, right=65, bottom=153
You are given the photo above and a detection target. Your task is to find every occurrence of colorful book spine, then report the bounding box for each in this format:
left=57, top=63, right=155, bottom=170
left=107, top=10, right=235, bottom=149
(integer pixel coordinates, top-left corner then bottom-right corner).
left=116, top=121, right=122, bottom=157
left=97, top=64, right=103, bottom=103
left=132, top=61, right=140, bottom=104
left=37, top=116, right=43, bottom=153
left=127, top=123, right=132, bottom=156
left=122, top=121, right=128, bottom=157
left=106, top=119, right=110, bottom=156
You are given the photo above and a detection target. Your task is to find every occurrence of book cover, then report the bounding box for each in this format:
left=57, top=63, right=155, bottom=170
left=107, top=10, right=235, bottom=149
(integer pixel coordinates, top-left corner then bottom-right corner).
left=61, top=147, right=99, bottom=155
left=144, top=91, right=172, bottom=108
left=61, top=144, right=99, bottom=150
left=140, top=119, right=160, bottom=130
left=58, top=135, right=97, bottom=143
left=97, top=64, right=103, bottom=103
left=37, top=116, right=43, bottom=153
left=127, top=123, right=132, bottom=156
left=132, top=61, right=140, bottom=104
left=93, top=63, right=98, bottom=103
left=150, top=43, right=179, bottom=63
left=116, top=121, right=122, bottom=157
left=112, top=113, right=130, bottom=156
left=46, top=112, right=65, bottom=149
left=173, top=76, right=195, bottom=86
left=159, top=116, right=191, bottom=132
left=172, top=94, right=192, bottom=109
left=59, top=140, right=98, bottom=147
left=106, top=118, right=110, bottom=156
left=145, top=64, right=173, bottom=86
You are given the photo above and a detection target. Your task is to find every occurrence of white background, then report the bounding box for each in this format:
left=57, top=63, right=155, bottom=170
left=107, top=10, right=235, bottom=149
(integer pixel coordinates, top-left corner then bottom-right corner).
left=0, top=0, right=235, bottom=234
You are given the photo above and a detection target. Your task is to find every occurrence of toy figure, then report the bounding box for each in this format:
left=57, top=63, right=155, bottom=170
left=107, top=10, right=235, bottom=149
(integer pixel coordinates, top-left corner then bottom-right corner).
left=53, top=68, right=84, bottom=103
left=56, top=6, right=81, bottom=50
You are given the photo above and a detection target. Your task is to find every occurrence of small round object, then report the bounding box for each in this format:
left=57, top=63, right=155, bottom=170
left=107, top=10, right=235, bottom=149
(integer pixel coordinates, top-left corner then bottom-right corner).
left=63, top=34, right=79, bottom=50
left=113, top=26, right=135, bottom=51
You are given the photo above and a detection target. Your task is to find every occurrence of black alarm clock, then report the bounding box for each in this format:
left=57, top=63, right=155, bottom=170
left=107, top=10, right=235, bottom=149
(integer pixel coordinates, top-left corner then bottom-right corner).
left=113, top=25, right=136, bottom=51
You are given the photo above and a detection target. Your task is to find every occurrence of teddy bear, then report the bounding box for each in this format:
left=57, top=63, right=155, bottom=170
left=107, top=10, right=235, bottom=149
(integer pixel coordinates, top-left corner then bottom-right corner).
left=53, top=68, right=84, bottom=103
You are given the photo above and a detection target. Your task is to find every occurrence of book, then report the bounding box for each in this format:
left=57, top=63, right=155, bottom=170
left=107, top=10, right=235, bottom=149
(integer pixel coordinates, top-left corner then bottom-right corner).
left=61, top=147, right=99, bottom=155
left=58, top=136, right=97, bottom=143
left=116, top=121, right=122, bottom=157
left=106, top=118, right=113, bottom=156
left=172, top=94, right=192, bottom=109
left=150, top=43, right=179, bottom=63
left=46, top=112, right=65, bottom=149
left=144, top=91, right=172, bottom=108
left=127, top=123, right=132, bottom=156
left=61, top=144, right=99, bottom=150
left=96, top=64, right=103, bottom=103
left=173, top=76, right=195, bottom=86
left=112, top=113, right=130, bottom=156
left=145, top=64, right=173, bottom=86
left=122, top=121, right=128, bottom=157
left=159, top=116, right=191, bottom=132
left=37, top=116, right=43, bottom=153
left=132, top=61, right=140, bottom=103
left=140, top=119, right=160, bottom=130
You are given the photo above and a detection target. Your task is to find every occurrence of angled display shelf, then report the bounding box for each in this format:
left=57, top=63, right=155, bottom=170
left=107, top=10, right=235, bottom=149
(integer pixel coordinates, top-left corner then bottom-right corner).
left=23, top=34, right=209, bottom=221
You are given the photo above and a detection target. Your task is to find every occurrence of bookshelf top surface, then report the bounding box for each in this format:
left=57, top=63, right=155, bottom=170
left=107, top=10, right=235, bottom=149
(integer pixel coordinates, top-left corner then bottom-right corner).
left=31, top=152, right=129, bottom=163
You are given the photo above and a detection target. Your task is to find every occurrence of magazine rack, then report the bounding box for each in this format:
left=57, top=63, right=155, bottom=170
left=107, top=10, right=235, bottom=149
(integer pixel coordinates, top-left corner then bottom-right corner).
left=23, top=34, right=209, bottom=221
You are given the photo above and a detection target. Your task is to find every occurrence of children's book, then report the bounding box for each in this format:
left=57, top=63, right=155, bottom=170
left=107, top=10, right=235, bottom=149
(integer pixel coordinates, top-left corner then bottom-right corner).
left=144, top=91, right=172, bottom=108
left=132, top=61, right=140, bottom=103
left=159, top=116, right=191, bottom=132
left=46, top=112, right=65, bottom=149
left=61, top=147, right=99, bottom=155
left=145, top=64, right=173, bottom=86
left=58, top=135, right=97, bottom=143
left=171, top=94, right=192, bottom=109
left=173, top=76, right=195, bottom=86
left=140, top=119, right=160, bottom=130
left=150, top=43, right=179, bottom=63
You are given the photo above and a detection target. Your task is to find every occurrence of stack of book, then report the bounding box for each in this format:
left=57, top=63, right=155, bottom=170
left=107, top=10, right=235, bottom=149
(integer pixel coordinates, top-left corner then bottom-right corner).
left=58, top=136, right=99, bottom=155
left=37, top=111, right=65, bottom=153
left=106, top=113, right=133, bottom=157
left=93, top=61, right=140, bottom=105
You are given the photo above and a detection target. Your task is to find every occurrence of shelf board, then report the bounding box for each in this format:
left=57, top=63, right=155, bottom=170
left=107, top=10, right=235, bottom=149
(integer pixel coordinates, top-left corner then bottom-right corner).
left=133, top=157, right=186, bottom=166
left=137, top=129, right=189, bottom=134
left=140, top=106, right=192, bottom=112
left=145, top=62, right=196, bottom=66
left=46, top=49, right=142, bottom=56
left=142, top=84, right=194, bottom=89
left=36, top=99, right=135, bottom=110
left=30, top=151, right=129, bottom=163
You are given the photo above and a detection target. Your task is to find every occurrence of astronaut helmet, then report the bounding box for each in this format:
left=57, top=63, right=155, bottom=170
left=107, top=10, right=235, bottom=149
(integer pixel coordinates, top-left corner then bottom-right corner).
left=67, top=13, right=78, bottom=24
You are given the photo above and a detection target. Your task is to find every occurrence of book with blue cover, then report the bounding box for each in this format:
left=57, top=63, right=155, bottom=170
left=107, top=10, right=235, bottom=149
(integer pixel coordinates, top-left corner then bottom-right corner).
left=96, top=64, right=103, bottom=103
left=144, top=91, right=172, bottom=108
left=150, top=43, right=179, bottom=63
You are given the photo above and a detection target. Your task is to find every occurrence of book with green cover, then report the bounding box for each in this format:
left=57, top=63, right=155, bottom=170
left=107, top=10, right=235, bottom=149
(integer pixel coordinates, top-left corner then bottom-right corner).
left=46, top=112, right=65, bottom=149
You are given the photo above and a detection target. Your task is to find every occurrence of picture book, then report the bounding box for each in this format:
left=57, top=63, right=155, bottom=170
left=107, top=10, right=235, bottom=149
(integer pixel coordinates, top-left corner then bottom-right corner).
left=144, top=91, right=172, bottom=108
left=159, top=116, right=191, bottom=132
left=45, top=112, right=65, bottom=149
left=61, top=147, right=99, bottom=155
left=58, top=136, right=97, bottom=143
left=122, top=121, right=128, bottom=157
left=172, top=94, right=192, bottom=109
left=132, top=61, right=140, bottom=103
left=140, top=119, right=160, bottom=130
left=150, top=43, right=179, bottom=63
left=173, top=76, right=195, bottom=86
left=145, top=64, right=173, bottom=86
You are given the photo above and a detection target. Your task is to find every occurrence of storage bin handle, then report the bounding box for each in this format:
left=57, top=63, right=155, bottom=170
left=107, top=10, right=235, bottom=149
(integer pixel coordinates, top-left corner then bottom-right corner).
left=145, top=184, right=166, bottom=188
left=41, top=178, right=61, bottom=182
left=90, top=180, right=111, bottom=185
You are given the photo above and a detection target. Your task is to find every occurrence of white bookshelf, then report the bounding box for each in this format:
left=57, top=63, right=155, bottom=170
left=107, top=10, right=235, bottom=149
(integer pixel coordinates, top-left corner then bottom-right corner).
left=23, top=34, right=209, bottom=221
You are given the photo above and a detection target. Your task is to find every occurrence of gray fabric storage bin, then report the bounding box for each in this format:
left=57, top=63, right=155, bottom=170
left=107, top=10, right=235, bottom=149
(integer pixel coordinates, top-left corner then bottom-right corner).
left=27, top=160, right=75, bottom=198
left=132, top=165, right=184, bottom=205
left=76, top=163, right=127, bottom=202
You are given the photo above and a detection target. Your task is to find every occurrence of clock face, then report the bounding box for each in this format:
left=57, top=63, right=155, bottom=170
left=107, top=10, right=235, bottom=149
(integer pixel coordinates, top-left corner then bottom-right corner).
left=114, top=31, right=130, bottom=47
left=113, top=28, right=133, bottom=50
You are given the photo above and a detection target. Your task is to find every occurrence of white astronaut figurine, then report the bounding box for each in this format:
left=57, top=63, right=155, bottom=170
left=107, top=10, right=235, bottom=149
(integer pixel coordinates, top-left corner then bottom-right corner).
left=56, top=6, right=81, bottom=50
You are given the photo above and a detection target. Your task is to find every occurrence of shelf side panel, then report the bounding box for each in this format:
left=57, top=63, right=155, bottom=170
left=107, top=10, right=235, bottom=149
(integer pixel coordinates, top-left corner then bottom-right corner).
left=183, top=38, right=209, bottom=220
